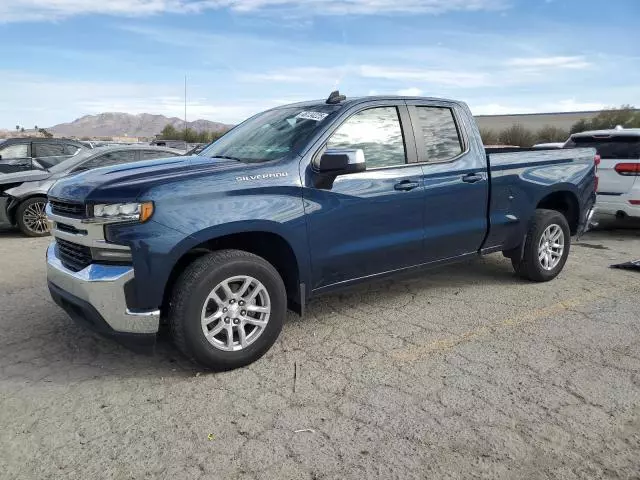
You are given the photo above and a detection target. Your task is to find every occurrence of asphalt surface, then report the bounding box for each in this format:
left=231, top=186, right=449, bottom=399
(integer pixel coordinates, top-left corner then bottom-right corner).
left=1, top=225, right=639, bottom=479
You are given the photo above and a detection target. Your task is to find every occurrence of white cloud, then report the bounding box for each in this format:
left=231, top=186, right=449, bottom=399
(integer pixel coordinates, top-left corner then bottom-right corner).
left=239, top=67, right=347, bottom=85
left=396, top=87, right=423, bottom=96
left=217, top=0, right=509, bottom=15
left=240, top=64, right=494, bottom=88
left=471, top=99, right=607, bottom=115
left=0, top=0, right=509, bottom=22
left=359, top=65, right=493, bottom=87
left=505, top=56, right=591, bottom=69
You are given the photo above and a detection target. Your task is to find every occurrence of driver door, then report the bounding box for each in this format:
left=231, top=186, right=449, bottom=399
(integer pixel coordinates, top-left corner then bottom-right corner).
left=302, top=103, right=426, bottom=290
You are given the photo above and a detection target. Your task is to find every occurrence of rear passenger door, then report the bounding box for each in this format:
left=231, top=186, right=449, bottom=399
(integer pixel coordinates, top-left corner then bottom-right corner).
left=406, top=101, right=489, bottom=261
left=303, top=103, right=426, bottom=289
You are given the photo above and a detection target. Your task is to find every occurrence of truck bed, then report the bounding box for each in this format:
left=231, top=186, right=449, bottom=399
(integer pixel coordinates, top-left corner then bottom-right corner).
left=482, top=146, right=597, bottom=251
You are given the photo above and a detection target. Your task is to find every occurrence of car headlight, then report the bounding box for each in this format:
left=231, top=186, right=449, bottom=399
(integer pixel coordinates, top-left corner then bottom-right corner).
left=90, top=202, right=154, bottom=223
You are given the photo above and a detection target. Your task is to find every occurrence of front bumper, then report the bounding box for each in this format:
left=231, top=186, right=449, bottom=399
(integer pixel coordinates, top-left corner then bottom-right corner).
left=46, top=242, right=160, bottom=336
left=0, top=196, right=14, bottom=227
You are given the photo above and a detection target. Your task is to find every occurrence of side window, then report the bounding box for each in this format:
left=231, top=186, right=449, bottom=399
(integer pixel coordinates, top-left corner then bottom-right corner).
left=77, top=151, right=137, bottom=171
left=327, top=107, right=406, bottom=169
left=414, top=107, right=463, bottom=162
left=34, top=143, right=65, bottom=158
left=140, top=150, right=174, bottom=160
left=0, top=143, right=29, bottom=159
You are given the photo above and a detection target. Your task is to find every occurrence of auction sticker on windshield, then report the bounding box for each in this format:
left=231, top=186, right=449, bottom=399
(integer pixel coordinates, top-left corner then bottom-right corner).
left=295, top=111, right=329, bottom=122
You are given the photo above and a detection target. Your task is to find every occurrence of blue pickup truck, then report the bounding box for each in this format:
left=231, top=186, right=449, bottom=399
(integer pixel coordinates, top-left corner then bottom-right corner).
left=45, top=93, right=597, bottom=370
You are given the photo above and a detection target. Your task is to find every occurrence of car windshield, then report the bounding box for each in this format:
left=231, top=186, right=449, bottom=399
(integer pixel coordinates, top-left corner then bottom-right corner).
left=200, top=105, right=341, bottom=163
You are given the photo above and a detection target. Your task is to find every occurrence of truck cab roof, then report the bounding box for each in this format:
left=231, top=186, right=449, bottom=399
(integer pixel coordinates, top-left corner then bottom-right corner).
left=273, top=95, right=463, bottom=111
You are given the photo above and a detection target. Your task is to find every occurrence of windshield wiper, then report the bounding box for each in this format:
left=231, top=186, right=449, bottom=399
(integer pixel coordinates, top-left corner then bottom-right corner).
left=211, top=155, right=244, bottom=162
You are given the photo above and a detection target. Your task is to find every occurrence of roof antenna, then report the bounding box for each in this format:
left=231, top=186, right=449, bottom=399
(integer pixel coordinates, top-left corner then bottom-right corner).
left=326, top=90, right=346, bottom=105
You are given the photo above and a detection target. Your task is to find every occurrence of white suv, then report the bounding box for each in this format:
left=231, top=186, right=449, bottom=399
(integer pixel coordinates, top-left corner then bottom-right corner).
left=565, top=129, right=640, bottom=220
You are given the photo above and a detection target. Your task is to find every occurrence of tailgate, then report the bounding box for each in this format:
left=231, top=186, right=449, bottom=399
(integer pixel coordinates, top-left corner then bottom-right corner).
left=564, top=134, right=640, bottom=194
left=598, top=158, right=638, bottom=194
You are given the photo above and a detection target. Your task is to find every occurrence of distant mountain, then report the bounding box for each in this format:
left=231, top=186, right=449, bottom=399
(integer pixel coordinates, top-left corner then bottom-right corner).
left=48, top=113, right=232, bottom=138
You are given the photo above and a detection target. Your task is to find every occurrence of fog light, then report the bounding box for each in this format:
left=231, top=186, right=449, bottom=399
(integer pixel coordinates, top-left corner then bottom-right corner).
left=91, top=248, right=132, bottom=263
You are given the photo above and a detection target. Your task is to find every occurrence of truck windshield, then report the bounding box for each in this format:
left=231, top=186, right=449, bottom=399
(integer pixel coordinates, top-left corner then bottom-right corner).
left=200, top=105, right=340, bottom=163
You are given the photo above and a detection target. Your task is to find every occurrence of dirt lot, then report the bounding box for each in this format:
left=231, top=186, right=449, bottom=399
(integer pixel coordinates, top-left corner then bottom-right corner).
left=1, top=226, right=639, bottom=479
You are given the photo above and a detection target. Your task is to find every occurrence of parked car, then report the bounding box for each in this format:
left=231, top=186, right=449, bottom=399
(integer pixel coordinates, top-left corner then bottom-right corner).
left=1, top=145, right=181, bottom=236
left=45, top=93, right=597, bottom=370
left=150, top=139, right=188, bottom=151
left=564, top=128, right=640, bottom=220
left=0, top=138, right=88, bottom=174
left=185, top=143, right=208, bottom=156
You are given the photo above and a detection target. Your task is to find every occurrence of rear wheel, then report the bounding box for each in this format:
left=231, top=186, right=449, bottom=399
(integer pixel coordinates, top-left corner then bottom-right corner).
left=16, top=197, right=50, bottom=237
left=169, top=249, right=286, bottom=370
left=511, top=209, right=571, bottom=282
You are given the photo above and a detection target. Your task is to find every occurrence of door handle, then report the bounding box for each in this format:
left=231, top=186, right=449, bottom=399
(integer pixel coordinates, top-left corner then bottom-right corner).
left=394, top=180, right=420, bottom=191
left=462, top=173, right=483, bottom=184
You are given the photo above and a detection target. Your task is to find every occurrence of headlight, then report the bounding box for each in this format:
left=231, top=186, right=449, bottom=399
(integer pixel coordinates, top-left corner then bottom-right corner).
left=90, top=202, right=154, bottom=223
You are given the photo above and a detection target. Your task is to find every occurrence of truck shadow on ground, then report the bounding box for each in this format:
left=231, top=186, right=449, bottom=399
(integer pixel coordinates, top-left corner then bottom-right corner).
left=5, top=224, right=637, bottom=383
left=5, top=256, right=525, bottom=384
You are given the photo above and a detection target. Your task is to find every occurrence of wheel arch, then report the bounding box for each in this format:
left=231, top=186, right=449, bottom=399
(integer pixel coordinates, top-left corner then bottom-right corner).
left=10, top=194, right=48, bottom=225
left=163, top=228, right=305, bottom=315
left=536, top=188, right=580, bottom=235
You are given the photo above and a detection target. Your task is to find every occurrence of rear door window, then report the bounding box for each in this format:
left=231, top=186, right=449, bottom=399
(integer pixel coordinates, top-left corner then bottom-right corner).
left=77, top=151, right=137, bottom=171
left=413, top=107, right=464, bottom=163
left=140, top=150, right=176, bottom=160
left=565, top=136, right=640, bottom=159
left=34, top=143, right=66, bottom=158
left=63, top=144, right=80, bottom=155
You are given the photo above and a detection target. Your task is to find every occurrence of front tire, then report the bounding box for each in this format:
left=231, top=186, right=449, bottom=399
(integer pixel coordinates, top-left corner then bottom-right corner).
left=16, top=197, right=50, bottom=237
left=512, top=209, right=571, bottom=282
left=169, top=250, right=286, bottom=371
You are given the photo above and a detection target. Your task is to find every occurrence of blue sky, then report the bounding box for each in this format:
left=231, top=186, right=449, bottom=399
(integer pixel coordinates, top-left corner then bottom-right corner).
left=1, top=0, right=638, bottom=129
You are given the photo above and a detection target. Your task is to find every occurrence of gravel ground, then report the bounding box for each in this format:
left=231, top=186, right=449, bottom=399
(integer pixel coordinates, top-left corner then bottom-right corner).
left=1, top=225, right=639, bottom=479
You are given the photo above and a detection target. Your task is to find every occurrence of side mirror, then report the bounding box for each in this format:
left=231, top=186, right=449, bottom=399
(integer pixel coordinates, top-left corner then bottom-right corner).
left=316, top=149, right=366, bottom=175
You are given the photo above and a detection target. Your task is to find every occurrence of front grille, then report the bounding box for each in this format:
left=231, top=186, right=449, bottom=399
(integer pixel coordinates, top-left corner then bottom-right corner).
left=56, top=238, right=92, bottom=272
left=49, top=199, right=86, bottom=218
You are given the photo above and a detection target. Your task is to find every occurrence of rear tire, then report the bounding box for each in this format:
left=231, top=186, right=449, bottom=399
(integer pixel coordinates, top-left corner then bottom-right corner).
left=169, top=249, right=286, bottom=371
left=16, top=197, right=50, bottom=237
left=511, top=209, right=571, bottom=282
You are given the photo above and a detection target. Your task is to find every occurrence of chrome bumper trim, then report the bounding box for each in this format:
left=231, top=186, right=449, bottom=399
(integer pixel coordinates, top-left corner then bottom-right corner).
left=46, top=242, right=159, bottom=334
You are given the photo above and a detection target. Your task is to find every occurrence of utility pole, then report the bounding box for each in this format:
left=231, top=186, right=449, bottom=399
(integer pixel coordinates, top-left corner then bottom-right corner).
left=184, top=75, right=187, bottom=142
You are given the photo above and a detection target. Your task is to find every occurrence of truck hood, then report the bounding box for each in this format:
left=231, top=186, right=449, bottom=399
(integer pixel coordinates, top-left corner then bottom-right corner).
left=47, top=155, right=248, bottom=203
